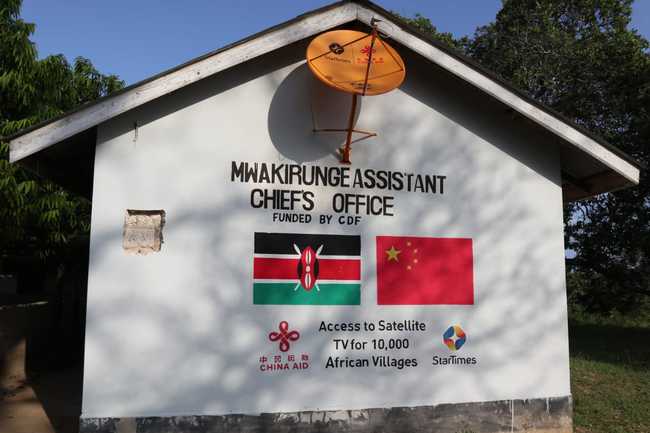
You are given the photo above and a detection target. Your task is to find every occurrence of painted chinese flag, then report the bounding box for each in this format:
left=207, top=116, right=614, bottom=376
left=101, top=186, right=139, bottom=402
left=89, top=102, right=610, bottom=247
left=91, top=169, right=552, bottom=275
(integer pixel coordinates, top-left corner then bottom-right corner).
left=376, top=236, right=474, bottom=305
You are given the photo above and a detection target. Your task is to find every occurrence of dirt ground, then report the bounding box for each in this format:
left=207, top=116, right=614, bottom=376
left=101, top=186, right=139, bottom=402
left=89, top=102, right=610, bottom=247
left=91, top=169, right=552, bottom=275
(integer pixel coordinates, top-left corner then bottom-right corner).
left=0, top=301, right=83, bottom=433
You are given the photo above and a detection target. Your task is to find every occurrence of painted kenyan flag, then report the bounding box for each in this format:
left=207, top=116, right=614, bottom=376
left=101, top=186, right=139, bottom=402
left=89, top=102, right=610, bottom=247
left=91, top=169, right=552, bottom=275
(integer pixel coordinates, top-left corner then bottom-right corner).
left=253, top=233, right=361, bottom=305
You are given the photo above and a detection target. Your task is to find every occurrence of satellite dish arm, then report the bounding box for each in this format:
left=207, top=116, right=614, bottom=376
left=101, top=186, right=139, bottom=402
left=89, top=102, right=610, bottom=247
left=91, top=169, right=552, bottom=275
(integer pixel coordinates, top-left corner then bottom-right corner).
left=362, top=26, right=379, bottom=96
left=340, top=93, right=358, bottom=164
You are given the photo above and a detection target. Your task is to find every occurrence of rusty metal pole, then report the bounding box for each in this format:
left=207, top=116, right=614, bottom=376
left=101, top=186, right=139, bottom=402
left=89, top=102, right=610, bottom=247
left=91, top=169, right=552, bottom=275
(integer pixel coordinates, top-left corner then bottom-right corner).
left=340, top=93, right=358, bottom=164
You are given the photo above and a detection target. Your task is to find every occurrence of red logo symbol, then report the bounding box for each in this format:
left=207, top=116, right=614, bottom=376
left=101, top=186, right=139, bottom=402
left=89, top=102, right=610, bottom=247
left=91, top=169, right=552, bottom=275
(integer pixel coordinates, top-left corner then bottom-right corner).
left=357, top=45, right=383, bottom=64
left=360, top=45, right=376, bottom=58
left=269, top=321, right=300, bottom=352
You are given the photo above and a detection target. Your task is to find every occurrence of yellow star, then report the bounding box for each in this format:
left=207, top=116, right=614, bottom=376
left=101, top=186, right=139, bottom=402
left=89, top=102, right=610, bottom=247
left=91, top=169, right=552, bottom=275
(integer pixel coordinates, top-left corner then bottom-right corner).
left=385, top=246, right=401, bottom=262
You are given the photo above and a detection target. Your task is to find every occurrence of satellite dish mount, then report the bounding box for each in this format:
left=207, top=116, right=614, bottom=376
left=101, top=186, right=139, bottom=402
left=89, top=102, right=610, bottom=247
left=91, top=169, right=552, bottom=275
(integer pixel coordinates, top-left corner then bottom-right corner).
left=306, top=21, right=406, bottom=164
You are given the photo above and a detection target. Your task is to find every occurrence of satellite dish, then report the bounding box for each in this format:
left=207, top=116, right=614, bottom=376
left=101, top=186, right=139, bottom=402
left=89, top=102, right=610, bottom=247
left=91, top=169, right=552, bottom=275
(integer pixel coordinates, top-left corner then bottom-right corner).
left=306, top=24, right=406, bottom=164
left=306, top=29, right=406, bottom=96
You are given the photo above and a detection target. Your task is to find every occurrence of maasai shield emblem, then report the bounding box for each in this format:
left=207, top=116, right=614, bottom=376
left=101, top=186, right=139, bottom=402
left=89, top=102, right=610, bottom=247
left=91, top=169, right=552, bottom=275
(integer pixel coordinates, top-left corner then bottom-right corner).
left=294, top=244, right=323, bottom=291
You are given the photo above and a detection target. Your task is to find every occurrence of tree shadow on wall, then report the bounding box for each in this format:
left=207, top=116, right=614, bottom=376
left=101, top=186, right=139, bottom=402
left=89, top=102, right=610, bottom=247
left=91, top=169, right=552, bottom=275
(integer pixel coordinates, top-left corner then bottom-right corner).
left=79, top=35, right=577, bottom=425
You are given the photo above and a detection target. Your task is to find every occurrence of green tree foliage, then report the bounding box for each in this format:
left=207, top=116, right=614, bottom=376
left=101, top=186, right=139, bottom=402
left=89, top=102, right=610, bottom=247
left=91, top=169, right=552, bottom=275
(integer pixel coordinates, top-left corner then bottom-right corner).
left=0, top=0, right=124, bottom=262
left=398, top=13, right=469, bottom=53
left=404, top=0, right=650, bottom=312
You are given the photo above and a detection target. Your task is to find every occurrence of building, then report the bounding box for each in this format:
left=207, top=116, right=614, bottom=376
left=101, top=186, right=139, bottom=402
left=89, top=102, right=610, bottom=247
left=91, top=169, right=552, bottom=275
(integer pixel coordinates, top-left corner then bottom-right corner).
left=8, top=1, right=641, bottom=432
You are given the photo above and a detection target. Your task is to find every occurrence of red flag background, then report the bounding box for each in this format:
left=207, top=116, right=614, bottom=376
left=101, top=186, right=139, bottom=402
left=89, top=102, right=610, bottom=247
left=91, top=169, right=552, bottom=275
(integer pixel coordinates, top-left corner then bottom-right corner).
left=376, top=236, right=474, bottom=305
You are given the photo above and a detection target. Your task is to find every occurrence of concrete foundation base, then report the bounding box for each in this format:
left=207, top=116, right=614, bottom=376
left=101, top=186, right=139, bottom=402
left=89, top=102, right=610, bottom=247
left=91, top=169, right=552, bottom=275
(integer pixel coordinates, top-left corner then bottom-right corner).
left=79, top=395, right=572, bottom=433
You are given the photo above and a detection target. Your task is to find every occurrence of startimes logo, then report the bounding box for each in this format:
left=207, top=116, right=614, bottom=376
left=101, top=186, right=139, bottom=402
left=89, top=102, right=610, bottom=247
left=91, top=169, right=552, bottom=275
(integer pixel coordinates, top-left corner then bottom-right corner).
left=432, top=324, right=478, bottom=367
left=443, top=325, right=466, bottom=351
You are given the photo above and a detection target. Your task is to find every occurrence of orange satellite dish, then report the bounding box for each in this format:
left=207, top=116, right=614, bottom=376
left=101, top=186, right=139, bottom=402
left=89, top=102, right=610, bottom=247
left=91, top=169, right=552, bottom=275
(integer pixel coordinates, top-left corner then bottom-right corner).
left=306, top=24, right=406, bottom=164
left=306, top=29, right=406, bottom=96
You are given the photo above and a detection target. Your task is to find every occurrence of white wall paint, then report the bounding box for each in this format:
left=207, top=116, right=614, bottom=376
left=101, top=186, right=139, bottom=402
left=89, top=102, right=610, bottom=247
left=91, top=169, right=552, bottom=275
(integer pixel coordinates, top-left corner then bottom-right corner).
left=83, top=46, right=570, bottom=418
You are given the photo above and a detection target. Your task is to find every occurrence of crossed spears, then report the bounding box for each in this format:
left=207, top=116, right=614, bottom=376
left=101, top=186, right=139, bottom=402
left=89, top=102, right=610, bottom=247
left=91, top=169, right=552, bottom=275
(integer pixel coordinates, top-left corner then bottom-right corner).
left=293, top=243, right=323, bottom=292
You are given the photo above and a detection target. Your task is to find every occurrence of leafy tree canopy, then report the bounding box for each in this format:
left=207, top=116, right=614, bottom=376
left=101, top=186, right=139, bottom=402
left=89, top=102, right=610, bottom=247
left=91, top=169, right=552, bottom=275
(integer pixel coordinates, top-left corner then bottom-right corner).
left=0, top=0, right=124, bottom=263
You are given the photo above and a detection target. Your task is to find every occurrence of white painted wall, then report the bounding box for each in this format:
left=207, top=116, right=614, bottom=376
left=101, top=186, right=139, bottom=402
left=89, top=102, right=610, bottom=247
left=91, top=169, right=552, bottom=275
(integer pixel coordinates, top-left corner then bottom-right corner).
left=83, top=44, right=570, bottom=418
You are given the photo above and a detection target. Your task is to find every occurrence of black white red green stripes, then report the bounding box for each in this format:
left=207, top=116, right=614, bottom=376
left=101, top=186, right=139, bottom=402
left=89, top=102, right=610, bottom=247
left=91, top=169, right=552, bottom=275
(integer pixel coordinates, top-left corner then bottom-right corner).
left=253, top=233, right=361, bottom=305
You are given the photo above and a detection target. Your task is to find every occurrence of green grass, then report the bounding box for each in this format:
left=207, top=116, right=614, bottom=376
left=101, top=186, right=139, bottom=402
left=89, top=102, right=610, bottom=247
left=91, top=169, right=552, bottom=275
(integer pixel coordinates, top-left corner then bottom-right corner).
left=569, top=312, right=650, bottom=433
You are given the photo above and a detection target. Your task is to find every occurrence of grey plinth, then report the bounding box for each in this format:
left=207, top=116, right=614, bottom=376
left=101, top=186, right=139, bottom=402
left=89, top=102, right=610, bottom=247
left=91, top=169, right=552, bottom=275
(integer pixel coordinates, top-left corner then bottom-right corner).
left=79, top=395, right=572, bottom=433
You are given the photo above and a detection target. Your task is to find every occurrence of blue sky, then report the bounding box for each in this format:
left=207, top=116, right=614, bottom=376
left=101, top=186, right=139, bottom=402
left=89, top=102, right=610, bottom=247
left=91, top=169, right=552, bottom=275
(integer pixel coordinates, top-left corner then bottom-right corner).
left=22, top=0, right=650, bottom=85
